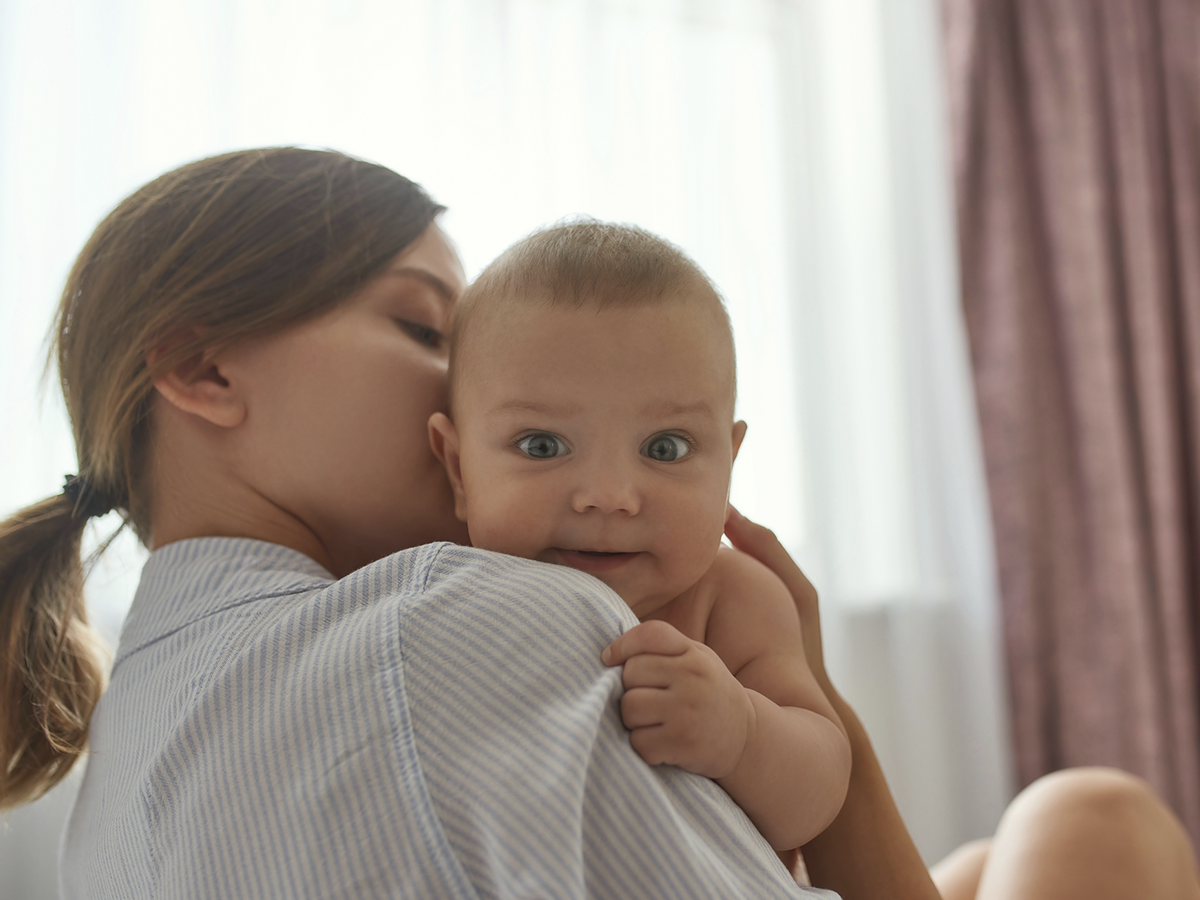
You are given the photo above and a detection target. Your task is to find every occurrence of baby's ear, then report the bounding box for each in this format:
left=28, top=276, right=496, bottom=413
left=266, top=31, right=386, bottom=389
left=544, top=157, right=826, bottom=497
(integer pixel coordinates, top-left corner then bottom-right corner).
left=428, top=412, right=469, bottom=522
left=731, top=420, right=748, bottom=463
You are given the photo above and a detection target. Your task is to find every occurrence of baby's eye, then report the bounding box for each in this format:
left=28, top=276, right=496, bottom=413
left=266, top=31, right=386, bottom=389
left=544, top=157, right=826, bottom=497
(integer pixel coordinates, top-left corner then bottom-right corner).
left=641, top=433, right=692, bottom=462
left=517, top=433, right=569, bottom=459
left=396, top=320, right=445, bottom=349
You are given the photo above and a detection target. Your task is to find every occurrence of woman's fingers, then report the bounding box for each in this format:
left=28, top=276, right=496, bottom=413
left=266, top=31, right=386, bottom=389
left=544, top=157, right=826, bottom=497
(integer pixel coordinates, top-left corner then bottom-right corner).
left=723, top=504, right=828, bottom=678
left=723, top=505, right=817, bottom=614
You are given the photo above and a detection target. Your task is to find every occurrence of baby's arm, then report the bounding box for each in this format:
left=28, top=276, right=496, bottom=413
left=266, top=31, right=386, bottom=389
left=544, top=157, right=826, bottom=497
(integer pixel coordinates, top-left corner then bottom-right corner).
left=707, top=548, right=851, bottom=848
left=602, top=547, right=851, bottom=851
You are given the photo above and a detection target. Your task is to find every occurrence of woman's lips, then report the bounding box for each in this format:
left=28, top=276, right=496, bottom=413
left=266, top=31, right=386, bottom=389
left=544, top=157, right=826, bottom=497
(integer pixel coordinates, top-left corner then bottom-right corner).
left=554, top=549, right=641, bottom=574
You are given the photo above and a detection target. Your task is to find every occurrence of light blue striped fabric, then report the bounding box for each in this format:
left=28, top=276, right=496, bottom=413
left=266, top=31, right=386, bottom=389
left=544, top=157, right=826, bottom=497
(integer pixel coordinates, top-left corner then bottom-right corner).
left=61, top=538, right=839, bottom=899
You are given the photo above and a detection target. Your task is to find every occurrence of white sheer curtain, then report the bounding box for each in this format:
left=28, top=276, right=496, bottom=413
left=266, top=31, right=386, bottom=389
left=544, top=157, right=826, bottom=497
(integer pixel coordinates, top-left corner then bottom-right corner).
left=773, top=0, right=1013, bottom=858
left=0, top=1, right=1010, bottom=894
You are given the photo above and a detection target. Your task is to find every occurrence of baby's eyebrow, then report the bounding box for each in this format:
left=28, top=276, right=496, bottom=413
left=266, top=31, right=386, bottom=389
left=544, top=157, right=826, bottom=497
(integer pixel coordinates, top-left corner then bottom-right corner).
left=489, top=399, right=582, bottom=418
left=487, top=399, right=718, bottom=419
left=642, top=400, right=717, bottom=420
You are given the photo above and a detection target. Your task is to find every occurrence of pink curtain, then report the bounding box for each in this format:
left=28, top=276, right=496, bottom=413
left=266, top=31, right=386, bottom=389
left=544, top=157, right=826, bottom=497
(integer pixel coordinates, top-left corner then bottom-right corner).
left=941, top=0, right=1200, bottom=842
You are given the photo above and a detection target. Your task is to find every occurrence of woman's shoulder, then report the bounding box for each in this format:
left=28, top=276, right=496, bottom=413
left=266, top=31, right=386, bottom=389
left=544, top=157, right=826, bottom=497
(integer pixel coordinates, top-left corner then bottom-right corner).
left=377, top=543, right=639, bottom=636
left=415, top=543, right=617, bottom=590
left=137, top=536, right=625, bottom=594
left=120, top=540, right=634, bottom=665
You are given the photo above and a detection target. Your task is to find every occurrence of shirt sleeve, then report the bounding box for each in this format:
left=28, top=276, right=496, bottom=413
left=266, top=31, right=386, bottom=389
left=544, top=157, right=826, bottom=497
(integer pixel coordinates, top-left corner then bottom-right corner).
left=402, top=545, right=839, bottom=900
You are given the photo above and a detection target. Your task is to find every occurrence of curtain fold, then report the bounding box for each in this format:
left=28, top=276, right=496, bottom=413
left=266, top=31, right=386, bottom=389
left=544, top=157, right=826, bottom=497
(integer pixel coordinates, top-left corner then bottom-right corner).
left=942, top=0, right=1200, bottom=844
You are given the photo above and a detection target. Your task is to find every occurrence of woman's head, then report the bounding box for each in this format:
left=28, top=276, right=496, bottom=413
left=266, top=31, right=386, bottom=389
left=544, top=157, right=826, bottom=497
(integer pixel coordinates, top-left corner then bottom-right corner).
left=1, top=147, right=463, bottom=808
left=60, top=147, right=450, bottom=539
left=148, top=217, right=468, bottom=574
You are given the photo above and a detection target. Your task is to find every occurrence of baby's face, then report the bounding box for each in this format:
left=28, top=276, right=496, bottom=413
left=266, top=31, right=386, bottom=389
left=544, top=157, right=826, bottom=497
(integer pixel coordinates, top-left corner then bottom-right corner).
left=435, top=289, right=745, bottom=618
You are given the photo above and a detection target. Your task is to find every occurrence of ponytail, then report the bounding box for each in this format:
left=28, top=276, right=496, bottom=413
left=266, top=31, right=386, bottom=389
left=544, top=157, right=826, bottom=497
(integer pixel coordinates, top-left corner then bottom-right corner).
left=0, top=493, right=110, bottom=809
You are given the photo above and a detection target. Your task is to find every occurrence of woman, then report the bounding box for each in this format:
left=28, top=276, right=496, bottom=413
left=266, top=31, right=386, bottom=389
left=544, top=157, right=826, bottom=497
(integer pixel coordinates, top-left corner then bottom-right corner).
left=1, top=147, right=1196, bottom=899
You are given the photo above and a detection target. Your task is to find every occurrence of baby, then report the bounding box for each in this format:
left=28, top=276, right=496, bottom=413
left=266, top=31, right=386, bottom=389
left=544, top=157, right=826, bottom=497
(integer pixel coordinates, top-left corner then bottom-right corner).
left=428, top=221, right=850, bottom=853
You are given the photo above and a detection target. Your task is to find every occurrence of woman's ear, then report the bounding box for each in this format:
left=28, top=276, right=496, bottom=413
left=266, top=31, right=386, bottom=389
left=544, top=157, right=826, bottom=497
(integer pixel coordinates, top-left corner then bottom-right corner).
left=428, top=412, right=469, bottom=523
left=731, top=420, right=748, bottom=462
left=148, top=343, right=247, bottom=429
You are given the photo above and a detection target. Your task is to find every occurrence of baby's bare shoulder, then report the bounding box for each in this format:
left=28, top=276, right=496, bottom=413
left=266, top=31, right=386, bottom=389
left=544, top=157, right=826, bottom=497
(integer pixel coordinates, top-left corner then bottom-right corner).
left=704, top=546, right=802, bottom=666
left=709, top=546, right=793, bottom=607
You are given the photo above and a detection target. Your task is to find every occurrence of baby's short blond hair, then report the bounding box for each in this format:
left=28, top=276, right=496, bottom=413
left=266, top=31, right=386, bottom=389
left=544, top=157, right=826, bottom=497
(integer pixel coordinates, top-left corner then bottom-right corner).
left=451, top=220, right=734, bottom=404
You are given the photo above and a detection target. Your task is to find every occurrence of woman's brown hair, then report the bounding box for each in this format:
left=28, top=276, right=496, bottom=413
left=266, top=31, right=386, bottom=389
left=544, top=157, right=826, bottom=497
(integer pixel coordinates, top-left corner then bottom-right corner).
left=0, top=147, right=445, bottom=808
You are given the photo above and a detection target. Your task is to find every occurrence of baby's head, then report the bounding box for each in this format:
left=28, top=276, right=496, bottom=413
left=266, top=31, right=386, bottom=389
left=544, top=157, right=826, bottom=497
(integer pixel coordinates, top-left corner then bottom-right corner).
left=429, top=221, right=746, bottom=618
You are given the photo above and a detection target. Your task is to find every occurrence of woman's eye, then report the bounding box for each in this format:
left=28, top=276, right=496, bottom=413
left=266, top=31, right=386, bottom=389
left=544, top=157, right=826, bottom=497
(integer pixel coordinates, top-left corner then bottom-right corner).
left=397, top=320, right=444, bottom=348
left=642, top=434, right=692, bottom=462
left=517, top=433, right=568, bottom=459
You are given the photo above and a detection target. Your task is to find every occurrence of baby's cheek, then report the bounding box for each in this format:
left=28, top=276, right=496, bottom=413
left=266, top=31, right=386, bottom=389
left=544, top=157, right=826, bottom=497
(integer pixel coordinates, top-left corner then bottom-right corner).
left=657, top=505, right=726, bottom=581
left=466, top=495, right=546, bottom=558
left=661, top=543, right=721, bottom=596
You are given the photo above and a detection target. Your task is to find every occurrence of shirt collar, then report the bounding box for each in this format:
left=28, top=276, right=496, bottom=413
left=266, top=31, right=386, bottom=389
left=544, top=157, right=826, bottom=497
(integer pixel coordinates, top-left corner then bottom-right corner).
left=114, top=537, right=334, bottom=668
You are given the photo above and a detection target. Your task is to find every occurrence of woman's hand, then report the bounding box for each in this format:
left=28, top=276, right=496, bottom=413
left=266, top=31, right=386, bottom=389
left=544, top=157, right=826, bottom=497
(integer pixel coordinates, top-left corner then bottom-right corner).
left=725, top=506, right=941, bottom=900
left=723, top=506, right=833, bottom=699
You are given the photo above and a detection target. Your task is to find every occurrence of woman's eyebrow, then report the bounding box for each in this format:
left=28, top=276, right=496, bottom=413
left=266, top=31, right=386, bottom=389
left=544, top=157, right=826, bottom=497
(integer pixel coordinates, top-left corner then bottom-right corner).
left=388, top=267, right=458, bottom=304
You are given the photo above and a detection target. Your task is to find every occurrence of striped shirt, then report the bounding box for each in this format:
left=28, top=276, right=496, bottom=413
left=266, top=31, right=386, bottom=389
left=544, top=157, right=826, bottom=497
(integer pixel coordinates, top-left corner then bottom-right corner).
left=61, top=538, right=838, bottom=899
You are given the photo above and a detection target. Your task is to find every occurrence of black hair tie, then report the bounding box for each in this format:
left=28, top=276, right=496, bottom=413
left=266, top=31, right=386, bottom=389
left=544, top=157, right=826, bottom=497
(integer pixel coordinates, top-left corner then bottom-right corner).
left=62, top=475, right=114, bottom=520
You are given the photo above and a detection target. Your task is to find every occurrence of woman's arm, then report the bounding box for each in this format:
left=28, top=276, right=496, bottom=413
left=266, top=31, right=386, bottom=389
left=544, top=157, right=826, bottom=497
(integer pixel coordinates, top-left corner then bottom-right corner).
left=724, top=507, right=942, bottom=900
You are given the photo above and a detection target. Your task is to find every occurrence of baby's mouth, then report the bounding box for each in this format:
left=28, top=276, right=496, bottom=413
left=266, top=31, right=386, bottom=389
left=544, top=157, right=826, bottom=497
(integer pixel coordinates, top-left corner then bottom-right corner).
left=554, top=548, right=641, bottom=573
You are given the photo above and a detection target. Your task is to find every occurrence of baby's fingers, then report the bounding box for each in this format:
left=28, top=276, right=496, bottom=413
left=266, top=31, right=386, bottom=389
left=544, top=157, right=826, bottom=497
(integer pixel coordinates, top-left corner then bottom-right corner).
left=620, top=686, right=669, bottom=729
left=602, top=619, right=690, bottom=667
left=619, top=652, right=683, bottom=689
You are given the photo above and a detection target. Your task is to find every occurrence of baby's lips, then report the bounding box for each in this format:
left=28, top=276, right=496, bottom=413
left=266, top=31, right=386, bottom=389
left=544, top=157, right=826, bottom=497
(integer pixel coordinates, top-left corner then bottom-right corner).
left=554, top=548, right=642, bottom=574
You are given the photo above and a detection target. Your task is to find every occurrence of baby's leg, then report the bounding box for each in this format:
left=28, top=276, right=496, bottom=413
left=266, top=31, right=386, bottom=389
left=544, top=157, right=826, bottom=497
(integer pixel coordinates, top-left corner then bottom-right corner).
left=935, top=767, right=1200, bottom=900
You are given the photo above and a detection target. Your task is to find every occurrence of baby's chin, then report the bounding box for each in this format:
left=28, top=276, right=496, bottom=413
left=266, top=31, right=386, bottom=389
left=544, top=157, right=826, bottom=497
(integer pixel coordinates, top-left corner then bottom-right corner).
left=536, top=547, right=692, bottom=617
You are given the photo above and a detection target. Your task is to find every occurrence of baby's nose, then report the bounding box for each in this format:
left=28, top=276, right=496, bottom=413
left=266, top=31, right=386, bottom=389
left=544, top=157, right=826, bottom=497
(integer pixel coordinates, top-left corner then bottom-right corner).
left=570, top=475, right=640, bottom=516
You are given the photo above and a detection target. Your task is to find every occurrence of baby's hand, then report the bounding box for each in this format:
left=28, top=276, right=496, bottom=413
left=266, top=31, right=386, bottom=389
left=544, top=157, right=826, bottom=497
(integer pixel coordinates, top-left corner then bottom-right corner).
left=602, top=620, right=753, bottom=779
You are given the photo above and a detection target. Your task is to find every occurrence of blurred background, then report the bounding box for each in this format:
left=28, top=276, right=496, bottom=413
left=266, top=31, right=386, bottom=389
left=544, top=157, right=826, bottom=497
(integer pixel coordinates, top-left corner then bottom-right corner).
left=3, top=0, right=1198, bottom=896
